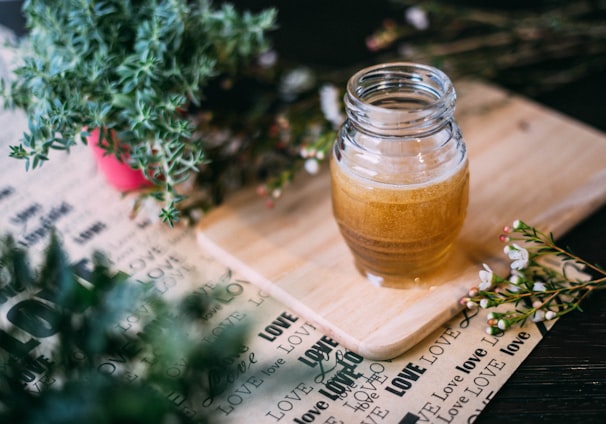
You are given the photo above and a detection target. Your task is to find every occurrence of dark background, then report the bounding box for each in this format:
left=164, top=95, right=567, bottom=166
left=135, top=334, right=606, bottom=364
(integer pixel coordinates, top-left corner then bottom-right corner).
left=1, top=1, right=605, bottom=422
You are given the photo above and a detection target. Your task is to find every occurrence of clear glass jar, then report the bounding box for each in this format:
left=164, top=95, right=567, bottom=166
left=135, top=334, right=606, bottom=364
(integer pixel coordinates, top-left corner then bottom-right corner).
left=330, top=62, right=469, bottom=287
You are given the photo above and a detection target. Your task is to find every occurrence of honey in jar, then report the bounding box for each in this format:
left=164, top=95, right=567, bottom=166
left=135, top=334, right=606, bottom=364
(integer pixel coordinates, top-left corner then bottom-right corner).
left=331, top=62, right=469, bottom=287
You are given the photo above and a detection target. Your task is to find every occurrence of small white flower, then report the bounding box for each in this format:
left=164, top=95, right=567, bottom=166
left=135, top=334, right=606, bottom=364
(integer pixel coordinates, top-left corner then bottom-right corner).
left=509, top=271, right=523, bottom=285
left=505, top=243, right=529, bottom=270
left=478, top=263, right=496, bottom=290
left=532, top=282, right=547, bottom=292
left=532, top=310, right=546, bottom=322
left=506, top=284, right=520, bottom=293
left=280, top=67, right=315, bottom=100
left=258, top=49, right=278, bottom=68
left=319, top=84, right=345, bottom=128
left=304, top=158, right=320, bottom=175
left=466, top=301, right=476, bottom=309
left=545, top=310, right=557, bottom=320
left=405, top=6, right=429, bottom=30
left=497, top=319, right=508, bottom=330
left=480, top=299, right=490, bottom=309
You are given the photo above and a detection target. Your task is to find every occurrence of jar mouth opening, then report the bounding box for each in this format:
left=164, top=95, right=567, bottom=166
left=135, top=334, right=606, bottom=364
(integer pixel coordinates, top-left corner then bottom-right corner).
left=345, top=62, right=456, bottom=135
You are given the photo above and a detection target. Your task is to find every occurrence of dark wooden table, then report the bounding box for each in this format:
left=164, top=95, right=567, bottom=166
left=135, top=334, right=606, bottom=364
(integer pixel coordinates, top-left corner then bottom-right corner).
left=2, top=1, right=605, bottom=422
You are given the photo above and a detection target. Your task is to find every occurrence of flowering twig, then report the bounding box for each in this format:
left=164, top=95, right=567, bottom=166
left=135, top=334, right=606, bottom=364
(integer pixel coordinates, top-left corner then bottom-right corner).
left=367, top=1, right=606, bottom=96
left=461, top=220, right=606, bottom=335
left=252, top=81, right=341, bottom=208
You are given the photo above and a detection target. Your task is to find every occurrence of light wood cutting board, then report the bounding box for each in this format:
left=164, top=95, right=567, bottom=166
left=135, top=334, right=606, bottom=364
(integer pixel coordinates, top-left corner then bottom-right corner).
left=197, top=81, right=606, bottom=360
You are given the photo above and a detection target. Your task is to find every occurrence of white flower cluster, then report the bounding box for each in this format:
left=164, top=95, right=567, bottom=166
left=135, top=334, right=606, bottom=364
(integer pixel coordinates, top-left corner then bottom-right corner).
left=463, top=218, right=603, bottom=334
left=300, top=146, right=326, bottom=176
left=477, top=243, right=532, bottom=294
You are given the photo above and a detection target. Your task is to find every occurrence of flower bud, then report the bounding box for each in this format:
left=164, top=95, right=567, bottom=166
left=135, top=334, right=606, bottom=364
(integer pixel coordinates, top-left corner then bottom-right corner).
left=486, top=326, right=500, bottom=336
left=532, top=310, right=545, bottom=322
left=497, top=319, right=509, bottom=330
left=513, top=219, right=524, bottom=230
left=509, top=274, right=523, bottom=285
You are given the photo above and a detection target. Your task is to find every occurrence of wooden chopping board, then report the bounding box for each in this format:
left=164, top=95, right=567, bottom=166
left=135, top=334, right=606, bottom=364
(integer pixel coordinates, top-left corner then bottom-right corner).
left=197, top=81, right=606, bottom=360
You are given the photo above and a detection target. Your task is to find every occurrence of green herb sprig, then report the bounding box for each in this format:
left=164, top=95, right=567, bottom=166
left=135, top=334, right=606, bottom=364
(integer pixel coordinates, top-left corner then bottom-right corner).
left=0, top=232, right=249, bottom=423
left=1, top=0, right=276, bottom=226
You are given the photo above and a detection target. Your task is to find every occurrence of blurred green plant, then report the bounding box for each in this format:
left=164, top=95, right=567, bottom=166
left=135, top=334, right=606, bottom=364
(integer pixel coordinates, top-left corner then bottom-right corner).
left=0, top=232, right=249, bottom=423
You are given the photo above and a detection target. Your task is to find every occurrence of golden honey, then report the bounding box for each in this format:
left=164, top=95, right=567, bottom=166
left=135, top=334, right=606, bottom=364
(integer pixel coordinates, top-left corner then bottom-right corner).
left=331, top=62, right=469, bottom=286
left=331, top=154, right=469, bottom=282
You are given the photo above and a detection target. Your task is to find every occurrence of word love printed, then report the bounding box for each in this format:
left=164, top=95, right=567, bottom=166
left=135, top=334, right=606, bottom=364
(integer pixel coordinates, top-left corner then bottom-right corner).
left=455, top=348, right=488, bottom=374
left=293, top=400, right=329, bottom=423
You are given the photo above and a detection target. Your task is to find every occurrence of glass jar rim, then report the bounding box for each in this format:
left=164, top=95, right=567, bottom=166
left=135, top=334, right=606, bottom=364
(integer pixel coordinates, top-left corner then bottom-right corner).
left=347, top=62, right=454, bottom=109
left=345, top=62, right=456, bottom=135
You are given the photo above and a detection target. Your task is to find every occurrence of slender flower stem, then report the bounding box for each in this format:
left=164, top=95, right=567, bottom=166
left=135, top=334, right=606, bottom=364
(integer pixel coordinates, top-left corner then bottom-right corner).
left=506, top=225, right=604, bottom=276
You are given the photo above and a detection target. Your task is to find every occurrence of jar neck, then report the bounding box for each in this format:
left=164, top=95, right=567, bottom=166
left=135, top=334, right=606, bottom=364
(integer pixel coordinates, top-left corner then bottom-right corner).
left=344, top=62, right=456, bottom=137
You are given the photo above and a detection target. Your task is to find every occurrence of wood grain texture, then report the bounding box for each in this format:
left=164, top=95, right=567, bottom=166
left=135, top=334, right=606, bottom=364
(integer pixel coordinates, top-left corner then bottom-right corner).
left=196, top=81, right=606, bottom=360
